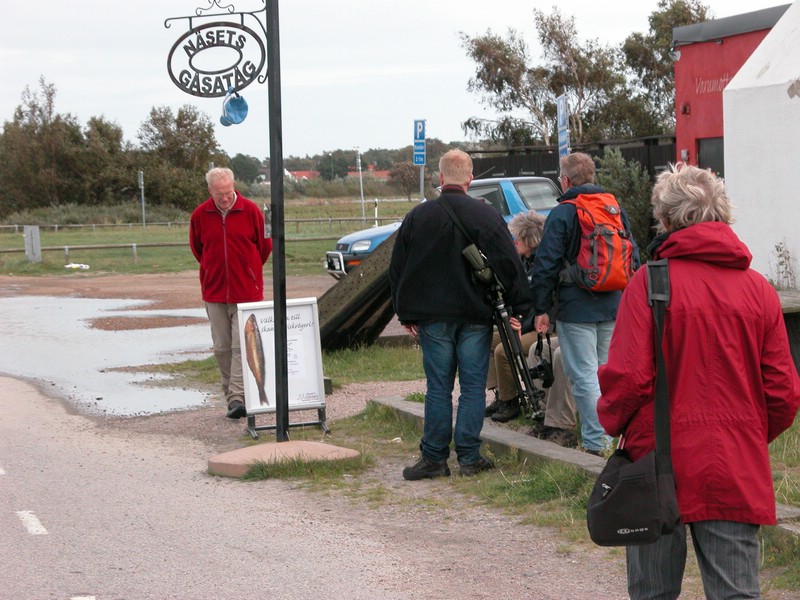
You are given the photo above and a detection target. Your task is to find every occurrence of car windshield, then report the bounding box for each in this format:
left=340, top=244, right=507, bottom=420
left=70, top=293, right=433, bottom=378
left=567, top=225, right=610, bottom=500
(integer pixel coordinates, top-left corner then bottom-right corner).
left=468, top=185, right=508, bottom=215
left=514, top=181, right=560, bottom=210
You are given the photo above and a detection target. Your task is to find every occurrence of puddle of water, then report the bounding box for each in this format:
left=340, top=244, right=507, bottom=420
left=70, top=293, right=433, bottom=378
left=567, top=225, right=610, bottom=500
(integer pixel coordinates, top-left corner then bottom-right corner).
left=0, top=296, right=214, bottom=416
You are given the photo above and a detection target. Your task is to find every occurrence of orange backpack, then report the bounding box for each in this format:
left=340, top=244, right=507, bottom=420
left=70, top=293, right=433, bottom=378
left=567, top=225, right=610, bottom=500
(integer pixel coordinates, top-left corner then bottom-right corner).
left=560, top=193, right=635, bottom=292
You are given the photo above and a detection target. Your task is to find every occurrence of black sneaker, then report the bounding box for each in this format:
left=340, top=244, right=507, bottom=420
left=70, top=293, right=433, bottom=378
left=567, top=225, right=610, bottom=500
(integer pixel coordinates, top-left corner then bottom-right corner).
left=491, top=399, right=520, bottom=423
left=485, top=389, right=501, bottom=417
left=543, top=427, right=578, bottom=449
left=226, top=400, right=247, bottom=419
left=528, top=418, right=546, bottom=437
left=402, top=456, right=450, bottom=481
left=583, top=447, right=605, bottom=457
left=485, top=398, right=502, bottom=418
left=459, top=456, right=494, bottom=477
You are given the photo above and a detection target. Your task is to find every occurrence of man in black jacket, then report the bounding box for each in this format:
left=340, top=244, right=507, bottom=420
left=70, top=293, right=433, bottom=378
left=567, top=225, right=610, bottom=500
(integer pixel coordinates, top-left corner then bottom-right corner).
left=390, top=149, right=532, bottom=479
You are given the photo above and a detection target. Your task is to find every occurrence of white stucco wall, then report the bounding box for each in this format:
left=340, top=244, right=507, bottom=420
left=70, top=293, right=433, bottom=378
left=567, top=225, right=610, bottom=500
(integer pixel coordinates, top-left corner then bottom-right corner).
left=724, top=1, right=800, bottom=289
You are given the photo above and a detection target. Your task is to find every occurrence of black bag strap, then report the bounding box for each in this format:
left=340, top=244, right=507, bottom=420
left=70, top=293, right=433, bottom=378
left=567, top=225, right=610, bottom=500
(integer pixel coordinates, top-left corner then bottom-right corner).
left=438, top=195, right=476, bottom=245
left=647, top=258, right=673, bottom=476
left=533, top=332, right=553, bottom=363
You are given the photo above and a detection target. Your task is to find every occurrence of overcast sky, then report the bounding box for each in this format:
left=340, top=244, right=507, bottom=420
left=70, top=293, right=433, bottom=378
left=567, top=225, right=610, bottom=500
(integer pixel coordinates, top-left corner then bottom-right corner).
left=0, top=0, right=788, bottom=160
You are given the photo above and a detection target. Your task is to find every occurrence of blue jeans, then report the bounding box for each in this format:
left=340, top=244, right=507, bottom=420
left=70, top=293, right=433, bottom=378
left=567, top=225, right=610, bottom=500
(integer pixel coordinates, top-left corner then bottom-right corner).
left=555, top=319, right=615, bottom=452
left=626, top=520, right=761, bottom=599
left=417, top=322, right=492, bottom=465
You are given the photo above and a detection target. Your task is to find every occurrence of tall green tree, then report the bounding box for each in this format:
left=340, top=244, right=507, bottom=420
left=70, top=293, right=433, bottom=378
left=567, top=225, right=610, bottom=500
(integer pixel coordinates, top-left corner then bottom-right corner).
left=460, top=29, right=556, bottom=145
left=83, top=116, right=137, bottom=204
left=230, top=153, right=261, bottom=184
left=622, top=0, right=710, bottom=131
left=136, top=105, right=226, bottom=209
left=533, top=8, right=625, bottom=143
left=0, top=77, right=88, bottom=215
left=461, top=4, right=711, bottom=147
left=388, top=162, right=419, bottom=201
left=316, top=150, right=351, bottom=181
left=595, top=148, right=655, bottom=257
left=137, top=105, right=223, bottom=173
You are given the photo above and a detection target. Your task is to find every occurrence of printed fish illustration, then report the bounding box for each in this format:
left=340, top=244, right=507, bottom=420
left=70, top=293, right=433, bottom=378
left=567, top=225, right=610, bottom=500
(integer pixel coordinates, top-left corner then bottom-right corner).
left=244, top=313, right=269, bottom=406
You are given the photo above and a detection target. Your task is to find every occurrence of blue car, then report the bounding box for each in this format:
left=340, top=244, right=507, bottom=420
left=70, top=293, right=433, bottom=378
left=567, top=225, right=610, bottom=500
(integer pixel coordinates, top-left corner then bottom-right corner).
left=325, top=176, right=561, bottom=278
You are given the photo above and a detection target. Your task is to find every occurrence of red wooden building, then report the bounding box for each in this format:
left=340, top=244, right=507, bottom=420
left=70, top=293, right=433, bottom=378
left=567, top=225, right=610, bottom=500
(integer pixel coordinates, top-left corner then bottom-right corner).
left=672, top=4, right=789, bottom=176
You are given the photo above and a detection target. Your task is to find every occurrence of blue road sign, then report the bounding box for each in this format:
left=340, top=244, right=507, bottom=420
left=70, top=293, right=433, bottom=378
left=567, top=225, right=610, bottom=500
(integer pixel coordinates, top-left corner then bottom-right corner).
left=414, top=119, right=426, bottom=141
left=413, top=119, right=426, bottom=165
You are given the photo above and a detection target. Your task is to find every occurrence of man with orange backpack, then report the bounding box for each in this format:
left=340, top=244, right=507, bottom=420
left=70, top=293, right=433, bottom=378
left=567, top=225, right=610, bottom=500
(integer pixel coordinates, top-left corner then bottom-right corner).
left=529, top=152, right=639, bottom=455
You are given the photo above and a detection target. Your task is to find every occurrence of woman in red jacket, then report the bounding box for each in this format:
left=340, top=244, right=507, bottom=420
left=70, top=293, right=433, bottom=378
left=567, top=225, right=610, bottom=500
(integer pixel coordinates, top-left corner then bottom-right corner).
left=597, top=164, right=800, bottom=599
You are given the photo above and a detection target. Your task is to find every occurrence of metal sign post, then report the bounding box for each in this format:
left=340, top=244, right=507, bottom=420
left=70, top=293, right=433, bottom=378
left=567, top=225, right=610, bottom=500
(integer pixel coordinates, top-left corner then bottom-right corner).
left=557, top=95, right=570, bottom=157
left=165, top=0, right=292, bottom=441
left=137, top=170, right=146, bottom=228
left=413, top=119, right=426, bottom=201
left=356, top=148, right=365, bottom=224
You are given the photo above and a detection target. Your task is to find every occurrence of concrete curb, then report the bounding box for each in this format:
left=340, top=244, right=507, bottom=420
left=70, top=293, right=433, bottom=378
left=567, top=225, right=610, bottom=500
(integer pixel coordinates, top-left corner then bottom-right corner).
left=370, top=395, right=800, bottom=543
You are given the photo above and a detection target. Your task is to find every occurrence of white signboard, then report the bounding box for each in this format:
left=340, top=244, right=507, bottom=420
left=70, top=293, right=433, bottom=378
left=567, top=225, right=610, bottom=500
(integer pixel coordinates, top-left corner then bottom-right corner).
left=237, top=297, right=326, bottom=415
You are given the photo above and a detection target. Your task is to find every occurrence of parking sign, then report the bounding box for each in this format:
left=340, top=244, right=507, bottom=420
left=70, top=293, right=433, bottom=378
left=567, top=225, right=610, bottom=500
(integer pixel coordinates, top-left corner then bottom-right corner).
left=413, top=119, right=426, bottom=165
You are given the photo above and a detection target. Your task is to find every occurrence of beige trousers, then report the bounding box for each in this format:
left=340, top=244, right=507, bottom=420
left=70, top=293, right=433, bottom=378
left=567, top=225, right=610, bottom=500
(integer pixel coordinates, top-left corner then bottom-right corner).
left=205, top=302, right=244, bottom=405
left=486, top=330, right=539, bottom=402
left=485, top=330, right=577, bottom=430
left=531, top=342, right=577, bottom=431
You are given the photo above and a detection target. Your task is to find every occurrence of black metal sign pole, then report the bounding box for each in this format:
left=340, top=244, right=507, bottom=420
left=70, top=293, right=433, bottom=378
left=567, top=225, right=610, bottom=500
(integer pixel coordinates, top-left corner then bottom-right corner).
left=266, top=0, right=289, bottom=442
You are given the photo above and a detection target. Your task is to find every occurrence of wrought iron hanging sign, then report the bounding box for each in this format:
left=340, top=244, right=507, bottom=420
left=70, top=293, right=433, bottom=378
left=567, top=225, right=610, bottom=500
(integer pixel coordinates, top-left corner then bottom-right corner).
left=165, top=1, right=268, bottom=99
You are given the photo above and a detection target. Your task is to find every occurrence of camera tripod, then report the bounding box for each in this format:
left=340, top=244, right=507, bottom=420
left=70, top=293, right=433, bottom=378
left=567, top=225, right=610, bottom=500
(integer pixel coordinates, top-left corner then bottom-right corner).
left=488, top=284, right=545, bottom=420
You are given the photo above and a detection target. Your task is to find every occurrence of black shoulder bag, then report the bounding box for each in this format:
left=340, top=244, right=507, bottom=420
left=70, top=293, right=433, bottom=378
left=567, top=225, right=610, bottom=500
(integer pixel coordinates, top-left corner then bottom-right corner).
left=586, top=258, right=681, bottom=546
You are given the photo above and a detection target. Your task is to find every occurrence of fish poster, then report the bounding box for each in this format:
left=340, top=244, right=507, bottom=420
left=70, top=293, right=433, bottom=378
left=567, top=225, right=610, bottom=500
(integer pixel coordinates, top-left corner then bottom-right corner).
left=236, top=297, right=326, bottom=415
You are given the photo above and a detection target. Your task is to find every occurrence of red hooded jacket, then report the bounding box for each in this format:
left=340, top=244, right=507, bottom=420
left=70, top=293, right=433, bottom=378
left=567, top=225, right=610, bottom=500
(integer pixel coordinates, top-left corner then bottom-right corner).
left=598, top=222, right=800, bottom=525
left=189, top=193, right=272, bottom=304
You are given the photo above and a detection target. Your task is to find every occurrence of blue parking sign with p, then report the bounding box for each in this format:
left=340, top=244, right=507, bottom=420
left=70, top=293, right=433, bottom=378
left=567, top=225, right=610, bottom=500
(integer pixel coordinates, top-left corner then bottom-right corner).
left=414, top=119, right=425, bottom=141
left=413, top=119, right=426, bottom=165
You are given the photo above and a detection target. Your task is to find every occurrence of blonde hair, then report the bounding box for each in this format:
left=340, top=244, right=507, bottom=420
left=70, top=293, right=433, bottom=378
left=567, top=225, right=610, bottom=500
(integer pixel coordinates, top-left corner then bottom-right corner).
left=559, top=152, right=595, bottom=186
left=651, top=163, right=733, bottom=233
left=438, top=149, right=473, bottom=187
left=508, top=210, right=546, bottom=250
left=206, top=167, right=235, bottom=188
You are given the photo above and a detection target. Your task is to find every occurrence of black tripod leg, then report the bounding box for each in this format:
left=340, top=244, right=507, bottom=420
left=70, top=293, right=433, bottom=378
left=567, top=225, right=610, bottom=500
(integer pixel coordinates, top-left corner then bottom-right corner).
left=493, top=303, right=543, bottom=418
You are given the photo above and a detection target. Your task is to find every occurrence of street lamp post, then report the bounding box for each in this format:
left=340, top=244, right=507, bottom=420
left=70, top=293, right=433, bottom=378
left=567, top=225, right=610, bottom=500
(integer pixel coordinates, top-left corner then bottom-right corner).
left=356, top=148, right=365, bottom=224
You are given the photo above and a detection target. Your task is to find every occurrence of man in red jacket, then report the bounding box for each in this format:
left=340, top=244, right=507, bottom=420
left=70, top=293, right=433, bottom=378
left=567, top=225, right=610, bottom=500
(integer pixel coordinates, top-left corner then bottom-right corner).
left=190, top=167, right=272, bottom=418
left=597, top=164, right=800, bottom=599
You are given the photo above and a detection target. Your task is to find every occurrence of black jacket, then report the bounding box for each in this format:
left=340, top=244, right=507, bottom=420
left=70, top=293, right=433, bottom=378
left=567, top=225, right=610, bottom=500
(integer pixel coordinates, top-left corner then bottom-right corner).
left=390, top=186, right=532, bottom=325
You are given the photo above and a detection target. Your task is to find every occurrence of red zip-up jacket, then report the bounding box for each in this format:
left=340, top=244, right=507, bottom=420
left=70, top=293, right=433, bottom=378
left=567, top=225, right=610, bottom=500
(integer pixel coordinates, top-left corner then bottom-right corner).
left=598, top=222, right=800, bottom=525
left=189, top=193, right=272, bottom=304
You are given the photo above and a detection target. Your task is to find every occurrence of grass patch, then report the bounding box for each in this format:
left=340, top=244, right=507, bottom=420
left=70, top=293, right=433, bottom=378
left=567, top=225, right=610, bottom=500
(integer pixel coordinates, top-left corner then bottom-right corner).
left=771, top=420, right=800, bottom=507
left=453, top=457, right=595, bottom=531
left=152, top=357, right=220, bottom=386
left=761, top=526, right=800, bottom=591
left=242, top=453, right=372, bottom=481
left=322, top=344, right=423, bottom=386
left=240, top=403, right=419, bottom=495
left=406, top=392, right=425, bottom=403
left=0, top=199, right=417, bottom=277
left=0, top=231, right=338, bottom=278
